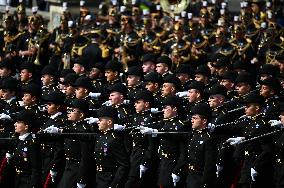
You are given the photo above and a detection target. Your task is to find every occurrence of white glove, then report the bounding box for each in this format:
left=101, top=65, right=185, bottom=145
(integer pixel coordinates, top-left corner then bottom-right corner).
left=171, top=173, right=180, bottom=187
left=140, top=126, right=158, bottom=135
left=88, top=92, right=101, bottom=99
left=251, top=168, right=258, bottom=181
left=216, top=164, right=223, bottom=177
left=139, top=164, right=148, bottom=178
left=102, top=100, right=112, bottom=106
left=114, top=124, right=125, bottom=131
left=269, top=120, right=282, bottom=127
left=18, top=101, right=24, bottom=106
left=77, top=183, right=86, bottom=188
left=49, top=170, right=57, bottom=182
left=150, top=108, right=161, bottom=114
left=0, top=113, right=11, bottom=120
left=123, top=100, right=130, bottom=104
left=5, top=153, right=13, bottom=163
left=176, top=91, right=188, bottom=98
left=84, top=117, right=99, bottom=124
left=227, top=137, right=245, bottom=146
left=44, top=125, right=60, bottom=133
left=208, top=123, right=216, bottom=132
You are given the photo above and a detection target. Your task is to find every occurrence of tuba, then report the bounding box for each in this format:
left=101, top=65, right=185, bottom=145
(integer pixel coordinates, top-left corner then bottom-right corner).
left=160, top=0, right=190, bottom=14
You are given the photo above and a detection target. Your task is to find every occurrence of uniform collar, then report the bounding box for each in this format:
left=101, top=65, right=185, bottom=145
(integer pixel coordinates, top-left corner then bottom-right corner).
left=19, top=133, right=30, bottom=141
left=6, top=96, right=16, bottom=104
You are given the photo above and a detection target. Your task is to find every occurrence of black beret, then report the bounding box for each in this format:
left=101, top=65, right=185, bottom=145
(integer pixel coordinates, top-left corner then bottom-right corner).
left=141, top=53, right=157, bottom=63
left=41, top=65, right=58, bottom=76
left=126, top=66, right=143, bottom=77
left=63, top=73, right=79, bottom=85
left=0, top=77, right=19, bottom=91
left=242, top=93, right=264, bottom=105
left=108, top=83, right=127, bottom=97
left=43, top=91, right=65, bottom=105
left=133, top=90, right=153, bottom=103
left=72, top=76, right=93, bottom=90
left=260, top=64, right=279, bottom=76
left=156, top=55, right=172, bottom=68
left=163, top=95, right=182, bottom=108
left=105, top=60, right=123, bottom=72
left=190, top=103, right=212, bottom=118
left=69, top=99, right=89, bottom=114
left=163, top=74, right=181, bottom=89
left=207, top=85, right=227, bottom=97
left=195, top=65, right=211, bottom=77
left=21, top=83, right=41, bottom=98
left=97, top=106, right=118, bottom=122
left=260, top=77, right=281, bottom=93
left=60, top=69, right=75, bottom=78
left=144, top=72, right=161, bottom=84
left=188, top=81, right=205, bottom=92
left=16, top=110, right=35, bottom=128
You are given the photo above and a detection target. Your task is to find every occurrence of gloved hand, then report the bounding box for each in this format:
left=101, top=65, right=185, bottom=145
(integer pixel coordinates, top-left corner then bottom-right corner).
left=140, top=126, right=158, bottom=136
left=50, top=170, right=57, bottom=182
left=216, top=164, right=223, bottom=177
left=150, top=108, right=161, bottom=114
left=77, top=183, right=86, bottom=188
left=171, top=173, right=180, bottom=187
left=227, top=137, right=245, bottom=146
left=44, top=125, right=60, bottom=133
left=88, top=92, right=101, bottom=99
left=208, top=123, right=216, bottom=132
left=5, top=153, right=13, bottom=163
left=269, top=120, right=282, bottom=127
left=102, top=100, right=112, bottom=106
left=139, top=164, right=148, bottom=178
left=0, top=113, right=11, bottom=120
left=176, top=91, right=188, bottom=98
left=123, top=100, right=130, bottom=104
left=114, top=124, right=125, bottom=131
left=18, top=101, right=24, bottom=106
left=251, top=168, right=258, bottom=181
left=84, top=117, right=99, bottom=124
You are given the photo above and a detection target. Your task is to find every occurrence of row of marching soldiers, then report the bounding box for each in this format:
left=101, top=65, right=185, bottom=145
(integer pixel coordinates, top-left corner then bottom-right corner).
left=0, top=1, right=283, bottom=188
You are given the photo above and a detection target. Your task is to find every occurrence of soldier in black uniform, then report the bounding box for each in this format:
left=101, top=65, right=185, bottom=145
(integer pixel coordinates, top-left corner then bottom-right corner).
left=126, top=66, right=144, bottom=101
left=62, top=73, right=78, bottom=106
left=95, top=106, right=130, bottom=188
left=40, top=65, right=60, bottom=98
left=125, top=90, right=159, bottom=188
left=155, top=55, right=172, bottom=77
left=19, top=62, right=36, bottom=87
left=186, top=103, right=217, bottom=188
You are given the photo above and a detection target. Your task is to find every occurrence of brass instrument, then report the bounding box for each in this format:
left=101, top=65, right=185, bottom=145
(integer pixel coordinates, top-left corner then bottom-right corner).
left=160, top=0, right=190, bottom=15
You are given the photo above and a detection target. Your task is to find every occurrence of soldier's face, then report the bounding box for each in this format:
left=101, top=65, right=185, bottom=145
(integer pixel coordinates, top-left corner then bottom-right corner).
left=0, top=67, right=11, bottom=77
left=187, top=89, right=200, bottom=103
left=46, top=103, right=59, bottom=115
left=1, top=89, right=14, bottom=100
left=145, top=82, right=158, bottom=93
left=67, top=108, right=82, bottom=121
left=163, top=105, right=177, bottom=119
left=22, top=93, right=36, bottom=106
left=73, top=64, right=84, bottom=74
left=142, top=62, right=155, bottom=73
left=109, top=92, right=124, bottom=105
left=156, top=63, right=168, bottom=75
left=127, top=75, right=140, bottom=87
left=245, top=104, right=260, bottom=116
left=64, top=84, right=75, bottom=96
left=191, top=114, right=206, bottom=130
left=235, top=83, right=251, bottom=96
left=97, top=118, right=112, bottom=132
left=208, top=95, right=223, bottom=108
left=89, top=68, right=100, bottom=79
left=176, top=73, right=189, bottom=84
left=220, top=79, right=234, bottom=90
left=41, top=74, right=53, bottom=86
left=105, top=70, right=118, bottom=82
left=20, top=69, right=32, bottom=82
left=195, top=74, right=206, bottom=83
left=260, top=85, right=274, bottom=98
left=134, top=99, right=147, bottom=113
left=14, top=121, right=28, bottom=135
left=75, top=87, right=88, bottom=99
left=280, top=112, right=284, bottom=124
left=161, top=83, right=175, bottom=97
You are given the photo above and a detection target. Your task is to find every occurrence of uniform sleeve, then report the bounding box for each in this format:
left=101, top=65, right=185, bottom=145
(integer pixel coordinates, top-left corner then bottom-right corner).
left=110, top=138, right=129, bottom=187
left=173, top=135, right=187, bottom=176
left=141, top=134, right=159, bottom=167
left=29, top=140, right=42, bottom=187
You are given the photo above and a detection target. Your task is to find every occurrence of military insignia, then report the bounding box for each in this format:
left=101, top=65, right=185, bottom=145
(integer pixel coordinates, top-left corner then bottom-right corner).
left=255, top=124, right=260, bottom=129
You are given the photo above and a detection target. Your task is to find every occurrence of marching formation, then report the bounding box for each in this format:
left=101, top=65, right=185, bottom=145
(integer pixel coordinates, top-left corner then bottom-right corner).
left=0, top=0, right=283, bottom=188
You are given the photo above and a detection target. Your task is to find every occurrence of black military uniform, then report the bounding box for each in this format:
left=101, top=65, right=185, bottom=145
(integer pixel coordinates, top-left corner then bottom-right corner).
left=40, top=65, right=60, bottom=98
left=95, top=106, right=129, bottom=188
left=62, top=73, right=78, bottom=106
left=186, top=103, right=217, bottom=188
left=126, top=66, right=145, bottom=101
left=143, top=72, right=163, bottom=109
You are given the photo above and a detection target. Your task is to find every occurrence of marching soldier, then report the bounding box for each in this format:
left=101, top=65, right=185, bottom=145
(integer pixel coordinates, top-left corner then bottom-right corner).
left=40, top=65, right=60, bottom=98
left=126, top=66, right=144, bottom=101
left=62, top=73, right=78, bottom=106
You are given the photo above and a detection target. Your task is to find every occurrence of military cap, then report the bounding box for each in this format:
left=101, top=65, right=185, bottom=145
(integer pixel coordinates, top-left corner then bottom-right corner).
left=43, top=91, right=65, bottom=105
left=259, top=77, right=281, bottom=93
left=141, top=53, right=157, bottom=63
left=195, top=65, right=211, bottom=77
left=16, top=110, right=35, bottom=128
left=232, top=60, right=250, bottom=71
left=41, top=65, right=58, bottom=76
left=207, top=85, right=227, bottom=97
left=108, top=83, right=127, bottom=97
left=162, top=95, right=182, bottom=108
left=211, top=57, right=230, bottom=68
left=63, top=73, right=79, bottom=85
left=188, top=81, right=205, bottom=92
left=126, top=66, right=143, bottom=77
left=175, top=64, right=194, bottom=76
left=260, top=64, right=279, bottom=76
left=220, top=71, right=237, bottom=82
left=144, top=72, right=161, bottom=84
left=156, top=55, right=172, bottom=68
left=90, top=62, right=105, bottom=71
left=0, top=59, right=15, bottom=71
left=69, top=99, right=89, bottom=114
left=21, top=83, right=41, bottom=98
left=60, top=69, right=75, bottom=78
left=0, top=77, right=19, bottom=91
left=235, top=72, right=254, bottom=85
left=241, top=93, right=264, bottom=105
left=97, top=106, right=118, bottom=122
left=20, top=62, right=34, bottom=73
left=133, top=90, right=153, bottom=103
left=191, top=103, right=212, bottom=118
left=105, top=60, right=123, bottom=72
left=163, top=74, right=181, bottom=90
left=73, top=57, right=88, bottom=69
left=72, top=76, right=92, bottom=90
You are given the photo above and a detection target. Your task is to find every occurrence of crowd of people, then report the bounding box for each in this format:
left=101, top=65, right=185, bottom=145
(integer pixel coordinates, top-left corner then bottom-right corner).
left=0, top=0, right=283, bottom=188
